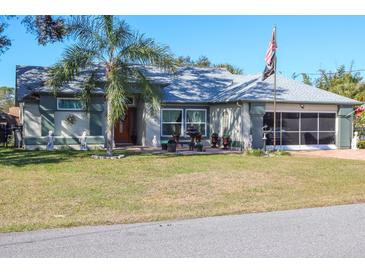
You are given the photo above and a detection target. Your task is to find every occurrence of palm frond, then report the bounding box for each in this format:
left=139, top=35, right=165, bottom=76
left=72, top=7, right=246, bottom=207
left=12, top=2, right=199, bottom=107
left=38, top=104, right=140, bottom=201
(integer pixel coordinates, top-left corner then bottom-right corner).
left=120, top=32, right=176, bottom=72
left=47, top=43, right=96, bottom=93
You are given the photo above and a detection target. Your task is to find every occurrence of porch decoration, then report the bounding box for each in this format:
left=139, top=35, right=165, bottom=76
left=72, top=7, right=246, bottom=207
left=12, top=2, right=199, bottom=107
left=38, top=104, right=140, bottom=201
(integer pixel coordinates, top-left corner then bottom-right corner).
left=47, top=130, right=55, bottom=151
left=167, top=139, right=177, bottom=152
left=222, top=133, right=231, bottom=150
left=79, top=130, right=88, bottom=150
left=211, top=132, right=219, bottom=148
left=195, top=141, right=204, bottom=152
left=352, top=132, right=359, bottom=150
left=65, top=114, right=77, bottom=126
left=186, top=126, right=200, bottom=151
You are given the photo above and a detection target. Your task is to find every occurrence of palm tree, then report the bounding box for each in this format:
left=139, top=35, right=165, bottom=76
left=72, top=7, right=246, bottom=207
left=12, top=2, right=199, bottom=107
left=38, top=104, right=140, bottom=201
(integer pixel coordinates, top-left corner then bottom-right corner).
left=48, top=16, right=175, bottom=155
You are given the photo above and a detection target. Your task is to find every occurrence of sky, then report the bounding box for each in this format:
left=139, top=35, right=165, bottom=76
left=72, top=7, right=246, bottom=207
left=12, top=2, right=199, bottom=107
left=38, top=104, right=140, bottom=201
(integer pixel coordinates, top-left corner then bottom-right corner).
left=1, top=15, right=365, bottom=88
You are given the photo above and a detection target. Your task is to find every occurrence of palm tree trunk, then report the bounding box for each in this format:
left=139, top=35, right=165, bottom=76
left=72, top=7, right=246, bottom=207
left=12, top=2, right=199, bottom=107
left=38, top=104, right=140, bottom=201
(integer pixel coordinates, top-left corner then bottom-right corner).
left=106, top=95, right=114, bottom=156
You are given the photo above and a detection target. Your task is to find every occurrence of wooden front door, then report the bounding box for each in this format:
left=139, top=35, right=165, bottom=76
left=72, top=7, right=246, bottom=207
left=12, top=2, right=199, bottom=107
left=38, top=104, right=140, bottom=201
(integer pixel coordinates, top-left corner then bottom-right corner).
left=114, top=108, right=134, bottom=144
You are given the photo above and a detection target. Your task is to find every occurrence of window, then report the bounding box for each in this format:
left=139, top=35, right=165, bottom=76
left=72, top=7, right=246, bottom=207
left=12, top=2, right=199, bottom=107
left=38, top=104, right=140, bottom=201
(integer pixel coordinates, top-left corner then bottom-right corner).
left=126, top=96, right=135, bottom=106
left=161, top=109, right=183, bottom=136
left=263, top=111, right=336, bottom=146
left=221, top=110, right=229, bottom=135
left=57, top=98, right=84, bottom=110
left=186, top=109, right=207, bottom=136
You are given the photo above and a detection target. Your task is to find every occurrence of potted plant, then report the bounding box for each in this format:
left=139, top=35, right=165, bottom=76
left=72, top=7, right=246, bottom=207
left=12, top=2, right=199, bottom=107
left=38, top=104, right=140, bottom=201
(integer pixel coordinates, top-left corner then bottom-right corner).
left=195, top=141, right=204, bottom=152
left=172, top=130, right=180, bottom=145
left=211, top=132, right=219, bottom=148
left=222, top=132, right=231, bottom=150
left=167, top=139, right=177, bottom=152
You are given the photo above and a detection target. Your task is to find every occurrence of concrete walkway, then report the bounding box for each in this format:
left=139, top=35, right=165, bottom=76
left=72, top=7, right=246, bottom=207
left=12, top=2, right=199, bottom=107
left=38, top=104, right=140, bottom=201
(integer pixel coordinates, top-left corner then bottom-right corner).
left=292, top=149, right=365, bottom=161
left=1, top=204, right=364, bottom=257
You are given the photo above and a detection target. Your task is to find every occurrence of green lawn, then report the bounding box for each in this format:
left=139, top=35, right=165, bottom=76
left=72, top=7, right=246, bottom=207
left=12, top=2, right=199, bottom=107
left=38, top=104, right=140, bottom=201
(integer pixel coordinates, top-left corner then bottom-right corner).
left=0, top=148, right=364, bottom=233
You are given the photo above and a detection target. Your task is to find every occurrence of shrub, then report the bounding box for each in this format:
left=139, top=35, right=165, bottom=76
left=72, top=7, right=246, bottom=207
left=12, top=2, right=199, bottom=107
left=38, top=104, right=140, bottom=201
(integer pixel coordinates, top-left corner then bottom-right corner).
left=358, top=140, right=365, bottom=149
left=273, top=150, right=291, bottom=156
left=247, top=149, right=264, bottom=156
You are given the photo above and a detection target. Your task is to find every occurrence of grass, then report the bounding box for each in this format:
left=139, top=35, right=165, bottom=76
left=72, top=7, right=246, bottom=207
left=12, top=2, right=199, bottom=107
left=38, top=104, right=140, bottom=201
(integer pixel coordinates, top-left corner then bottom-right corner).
left=0, top=147, right=364, bottom=233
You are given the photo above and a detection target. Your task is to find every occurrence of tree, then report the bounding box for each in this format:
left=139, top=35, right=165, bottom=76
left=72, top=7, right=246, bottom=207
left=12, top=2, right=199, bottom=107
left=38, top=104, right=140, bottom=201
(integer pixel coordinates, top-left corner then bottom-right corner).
left=195, top=56, right=211, bottom=67
left=300, top=73, right=312, bottom=86
left=315, top=66, right=365, bottom=102
left=0, top=15, right=68, bottom=56
left=22, top=16, right=68, bottom=45
left=0, top=18, right=11, bottom=56
left=215, top=63, right=243, bottom=75
left=175, top=56, right=194, bottom=66
left=48, top=16, right=175, bottom=156
left=0, top=86, right=14, bottom=112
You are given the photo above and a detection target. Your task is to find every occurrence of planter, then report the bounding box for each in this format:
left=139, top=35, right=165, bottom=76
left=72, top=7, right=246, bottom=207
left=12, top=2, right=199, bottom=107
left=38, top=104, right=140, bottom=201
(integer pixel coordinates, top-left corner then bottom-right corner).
left=167, top=142, right=177, bottom=152
left=189, top=142, right=195, bottom=151
left=196, top=145, right=203, bottom=152
left=222, top=137, right=231, bottom=150
left=161, top=143, right=168, bottom=150
left=211, top=133, right=219, bottom=148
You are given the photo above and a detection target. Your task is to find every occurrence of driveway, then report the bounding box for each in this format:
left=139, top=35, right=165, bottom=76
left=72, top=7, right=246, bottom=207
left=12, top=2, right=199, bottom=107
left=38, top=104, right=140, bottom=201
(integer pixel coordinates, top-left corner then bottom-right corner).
left=292, top=149, right=365, bottom=161
left=0, top=204, right=364, bottom=257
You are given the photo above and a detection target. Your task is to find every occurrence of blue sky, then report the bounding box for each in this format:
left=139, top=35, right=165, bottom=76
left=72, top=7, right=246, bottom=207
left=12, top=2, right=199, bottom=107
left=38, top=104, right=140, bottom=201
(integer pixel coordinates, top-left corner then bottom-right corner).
left=1, top=15, right=365, bottom=87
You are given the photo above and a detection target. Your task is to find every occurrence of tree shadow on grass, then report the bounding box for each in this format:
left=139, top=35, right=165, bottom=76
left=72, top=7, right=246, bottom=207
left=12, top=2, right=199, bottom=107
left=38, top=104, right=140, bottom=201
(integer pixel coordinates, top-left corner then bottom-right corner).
left=0, top=148, right=143, bottom=167
left=0, top=148, right=86, bottom=167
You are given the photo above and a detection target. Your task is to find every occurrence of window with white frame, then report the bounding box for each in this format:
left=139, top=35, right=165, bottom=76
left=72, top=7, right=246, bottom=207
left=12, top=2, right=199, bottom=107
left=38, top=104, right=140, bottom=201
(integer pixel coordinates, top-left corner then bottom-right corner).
left=57, top=98, right=84, bottom=110
left=161, top=109, right=183, bottom=136
left=185, top=109, right=207, bottom=136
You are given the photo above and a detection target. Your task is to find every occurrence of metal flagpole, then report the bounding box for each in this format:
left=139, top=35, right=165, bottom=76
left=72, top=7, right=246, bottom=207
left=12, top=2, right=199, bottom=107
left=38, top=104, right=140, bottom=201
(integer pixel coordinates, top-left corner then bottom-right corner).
left=273, top=26, right=277, bottom=151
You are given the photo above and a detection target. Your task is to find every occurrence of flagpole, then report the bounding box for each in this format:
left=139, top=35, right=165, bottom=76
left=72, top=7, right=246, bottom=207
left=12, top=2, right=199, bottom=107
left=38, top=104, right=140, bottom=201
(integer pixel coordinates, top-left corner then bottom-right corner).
left=273, top=26, right=277, bottom=151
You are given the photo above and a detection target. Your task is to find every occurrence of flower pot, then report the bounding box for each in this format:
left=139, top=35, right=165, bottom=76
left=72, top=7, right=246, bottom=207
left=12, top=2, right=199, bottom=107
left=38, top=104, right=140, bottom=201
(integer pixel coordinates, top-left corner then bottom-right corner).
left=211, top=136, right=218, bottom=148
left=167, top=143, right=177, bottom=152
left=196, top=146, right=203, bottom=152
left=223, top=137, right=230, bottom=150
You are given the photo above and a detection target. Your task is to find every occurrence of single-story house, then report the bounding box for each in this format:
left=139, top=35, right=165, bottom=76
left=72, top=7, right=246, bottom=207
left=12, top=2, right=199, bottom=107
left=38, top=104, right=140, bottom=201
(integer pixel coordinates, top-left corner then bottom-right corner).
left=16, top=64, right=362, bottom=150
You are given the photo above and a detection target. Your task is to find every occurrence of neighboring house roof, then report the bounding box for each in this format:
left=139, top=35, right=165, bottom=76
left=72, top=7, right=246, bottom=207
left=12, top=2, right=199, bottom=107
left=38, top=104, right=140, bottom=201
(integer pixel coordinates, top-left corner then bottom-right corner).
left=16, top=64, right=361, bottom=105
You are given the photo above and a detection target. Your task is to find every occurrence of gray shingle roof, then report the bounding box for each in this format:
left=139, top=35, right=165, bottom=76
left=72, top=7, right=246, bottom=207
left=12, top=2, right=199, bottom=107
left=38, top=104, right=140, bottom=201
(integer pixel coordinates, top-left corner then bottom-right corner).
left=16, top=65, right=361, bottom=105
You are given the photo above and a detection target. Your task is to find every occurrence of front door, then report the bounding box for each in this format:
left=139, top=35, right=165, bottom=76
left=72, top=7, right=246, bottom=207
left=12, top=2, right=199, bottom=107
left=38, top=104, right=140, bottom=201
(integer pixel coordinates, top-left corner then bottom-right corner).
left=114, top=108, right=133, bottom=144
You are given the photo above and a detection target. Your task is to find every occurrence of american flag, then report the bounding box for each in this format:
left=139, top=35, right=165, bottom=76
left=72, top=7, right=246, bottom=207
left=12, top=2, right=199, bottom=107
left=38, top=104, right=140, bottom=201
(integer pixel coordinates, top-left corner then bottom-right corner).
left=262, top=28, right=277, bottom=81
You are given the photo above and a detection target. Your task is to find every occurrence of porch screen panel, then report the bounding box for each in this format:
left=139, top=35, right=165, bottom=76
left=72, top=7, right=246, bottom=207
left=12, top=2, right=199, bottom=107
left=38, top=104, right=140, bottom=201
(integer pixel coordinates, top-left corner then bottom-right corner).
left=161, top=109, right=183, bottom=136
left=281, top=112, right=299, bottom=145
left=263, top=111, right=336, bottom=146
left=186, top=109, right=207, bottom=136
left=300, top=113, right=318, bottom=145
left=319, top=113, right=336, bottom=144
left=263, top=112, right=281, bottom=145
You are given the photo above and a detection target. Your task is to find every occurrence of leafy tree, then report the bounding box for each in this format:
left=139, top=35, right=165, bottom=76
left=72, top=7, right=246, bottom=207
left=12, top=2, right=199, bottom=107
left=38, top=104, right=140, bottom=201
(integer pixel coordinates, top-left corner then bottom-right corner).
left=0, top=86, right=14, bottom=112
left=0, top=15, right=68, bottom=56
left=48, top=16, right=175, bottom=155
left=0, top=18, right=11, bottom=56
left=22, top=16, right=68, bottom=45
left=300, top=73, right=312, bottom=86
left=175, top=55, right=243, bottom=74
left=315, top=66, right=365, bottom=102
left=215, top=63, right=243, bottom=75
left=195, top=56, right=211, bottom=67
left=175, top=56, right=194, bottom=66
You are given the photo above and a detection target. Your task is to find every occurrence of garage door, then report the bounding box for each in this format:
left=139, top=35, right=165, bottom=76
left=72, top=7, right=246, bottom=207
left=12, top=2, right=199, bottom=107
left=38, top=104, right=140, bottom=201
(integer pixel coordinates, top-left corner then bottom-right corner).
left=263, top=112, right=336, bottom=146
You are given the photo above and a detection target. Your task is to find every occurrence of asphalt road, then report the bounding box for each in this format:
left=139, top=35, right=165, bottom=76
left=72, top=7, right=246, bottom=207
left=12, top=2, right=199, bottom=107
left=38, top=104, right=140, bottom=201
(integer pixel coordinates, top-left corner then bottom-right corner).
left=1, top=204, right=364, bottom=257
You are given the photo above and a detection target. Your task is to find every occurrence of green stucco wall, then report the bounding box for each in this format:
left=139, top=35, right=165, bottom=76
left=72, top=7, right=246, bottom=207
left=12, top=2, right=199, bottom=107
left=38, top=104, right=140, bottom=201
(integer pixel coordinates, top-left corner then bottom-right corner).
left=249, top=102, right=265, bottom=149
left=337, top=105, right=353, bottom=149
